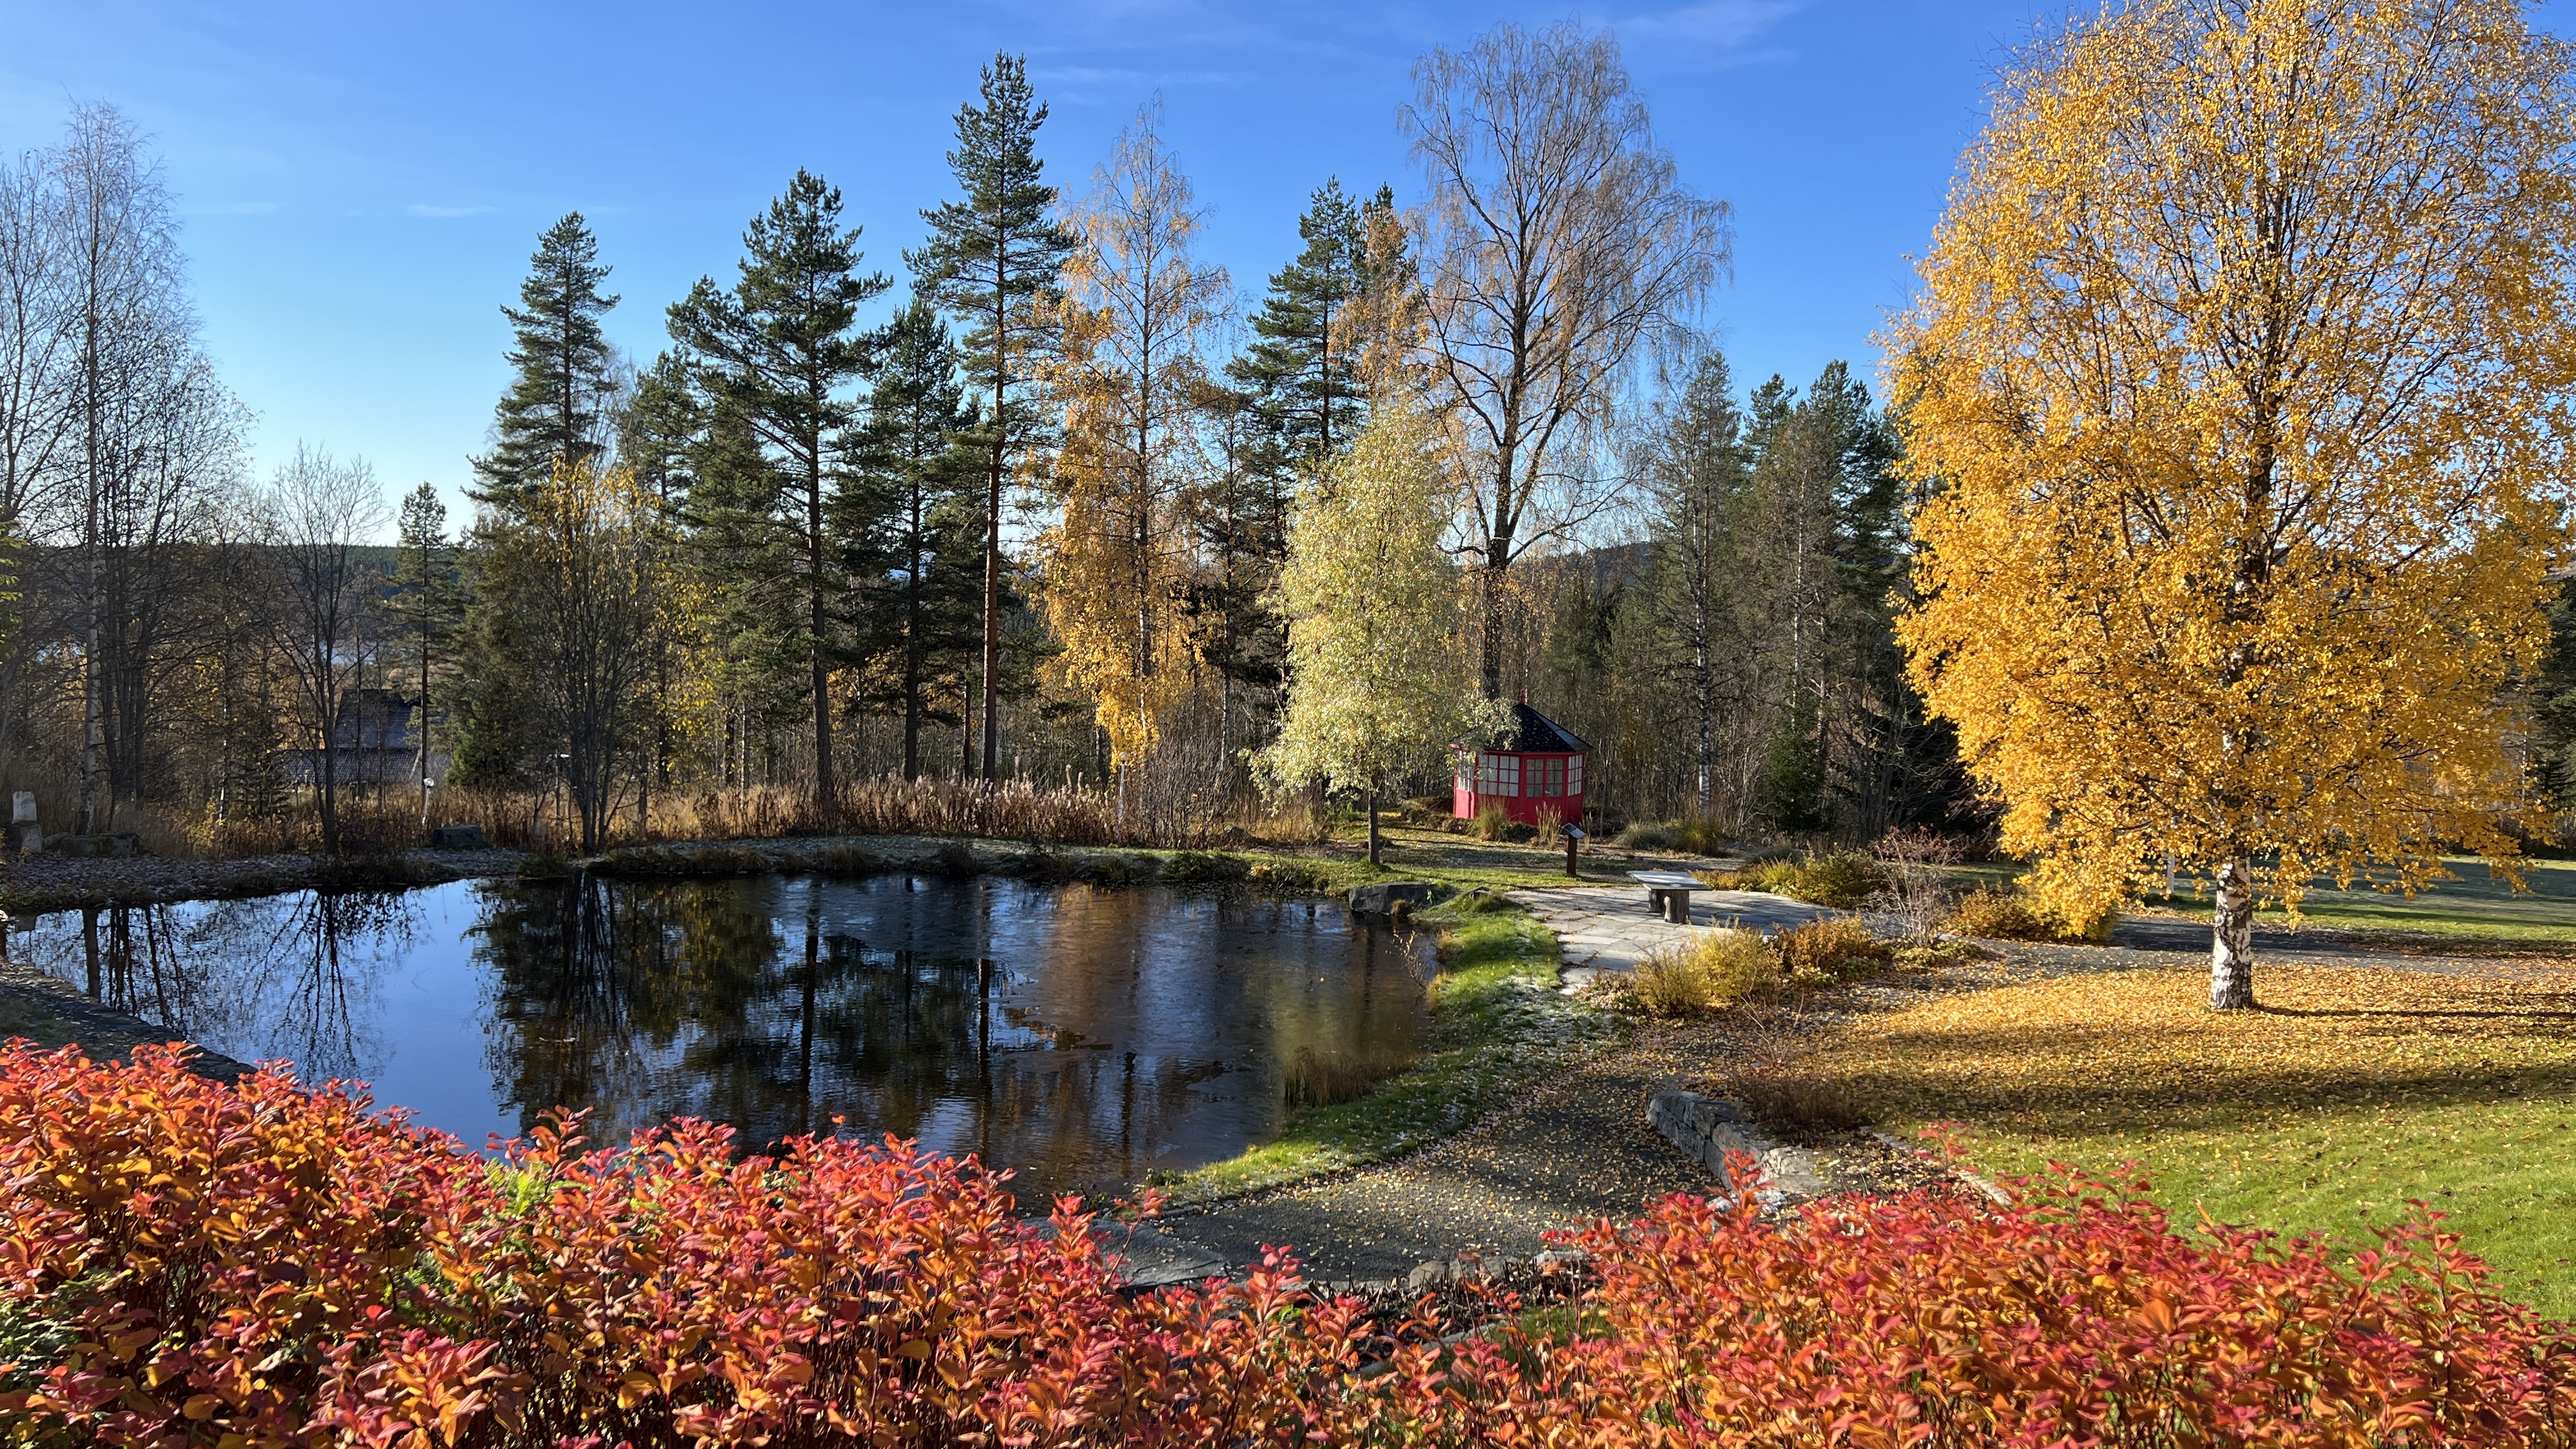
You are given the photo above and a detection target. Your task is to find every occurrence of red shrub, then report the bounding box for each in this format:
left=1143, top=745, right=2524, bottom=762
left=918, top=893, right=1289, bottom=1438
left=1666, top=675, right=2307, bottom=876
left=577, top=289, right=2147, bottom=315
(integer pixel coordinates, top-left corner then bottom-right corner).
left=0, top=1043, right=1369, bottom=1448
left=1377, top=1163, right=2576, bottom=1446
left=4, top=1041, right=2573, bottom=1448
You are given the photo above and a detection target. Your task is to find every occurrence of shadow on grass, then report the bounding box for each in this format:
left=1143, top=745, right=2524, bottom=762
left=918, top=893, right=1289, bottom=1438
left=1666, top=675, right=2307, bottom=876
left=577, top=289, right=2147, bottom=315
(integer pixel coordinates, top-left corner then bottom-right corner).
left=2256, top=1004, right=2576, bottom=1022
left=1830, top=1003, right=2576, bottom=1136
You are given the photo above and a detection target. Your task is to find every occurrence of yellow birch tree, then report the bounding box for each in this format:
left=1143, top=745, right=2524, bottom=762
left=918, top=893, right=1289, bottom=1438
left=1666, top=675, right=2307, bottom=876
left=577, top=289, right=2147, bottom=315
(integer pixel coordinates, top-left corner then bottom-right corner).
left=1036, top=107, right=1230, bottom=790
left=1261, top=402, right=1505, bottom=865
left=1890, top=0, right=2576, bottom=1008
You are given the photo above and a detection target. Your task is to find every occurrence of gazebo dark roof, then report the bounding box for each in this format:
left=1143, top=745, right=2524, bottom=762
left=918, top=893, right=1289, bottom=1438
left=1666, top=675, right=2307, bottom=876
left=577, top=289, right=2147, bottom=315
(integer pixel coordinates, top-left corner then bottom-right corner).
left=1461, top=700, right=1589, bottom=754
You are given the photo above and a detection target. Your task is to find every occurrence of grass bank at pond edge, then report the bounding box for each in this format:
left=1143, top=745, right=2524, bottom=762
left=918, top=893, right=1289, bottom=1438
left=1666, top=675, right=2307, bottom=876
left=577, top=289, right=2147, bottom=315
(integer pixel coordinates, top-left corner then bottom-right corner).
left=1160, top=894, right=1619, bottom=1205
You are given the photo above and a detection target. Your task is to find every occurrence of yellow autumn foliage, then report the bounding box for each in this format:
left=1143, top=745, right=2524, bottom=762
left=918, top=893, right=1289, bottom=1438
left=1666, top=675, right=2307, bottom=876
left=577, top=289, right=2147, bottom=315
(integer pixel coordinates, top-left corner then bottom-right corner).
left=1260, top=402, right=1505, bottom=805
left=1034, top=109, right=1229, bottom=767
left=1890, top=0, right=2576, bottom=937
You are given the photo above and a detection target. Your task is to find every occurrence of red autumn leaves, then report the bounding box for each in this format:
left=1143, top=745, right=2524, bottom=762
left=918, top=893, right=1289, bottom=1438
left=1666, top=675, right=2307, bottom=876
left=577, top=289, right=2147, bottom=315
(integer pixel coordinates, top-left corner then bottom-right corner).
left=3, top=1041, right=2571, bottom=1446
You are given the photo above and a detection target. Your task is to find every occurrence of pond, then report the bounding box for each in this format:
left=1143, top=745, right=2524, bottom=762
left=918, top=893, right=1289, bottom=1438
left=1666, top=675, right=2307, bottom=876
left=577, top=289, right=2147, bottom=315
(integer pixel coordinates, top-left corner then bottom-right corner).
left=12, top=874, right=1436, bottom=1200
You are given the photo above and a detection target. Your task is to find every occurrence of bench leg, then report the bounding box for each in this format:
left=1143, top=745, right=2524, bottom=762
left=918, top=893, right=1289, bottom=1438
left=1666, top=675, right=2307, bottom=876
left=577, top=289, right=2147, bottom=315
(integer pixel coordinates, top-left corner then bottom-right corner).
left=1664, top=893, right=1690, bottom=924
left=1646, top=888, right=1667, bottom=916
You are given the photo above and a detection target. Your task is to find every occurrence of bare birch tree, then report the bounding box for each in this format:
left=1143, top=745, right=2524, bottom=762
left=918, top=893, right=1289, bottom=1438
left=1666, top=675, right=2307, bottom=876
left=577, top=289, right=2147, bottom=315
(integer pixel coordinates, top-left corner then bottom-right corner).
left=1403, top=22, right=1731, bottom=699
left=52, top=103, right=198, bottom=831
left=262, top=445, right=387, bottom=854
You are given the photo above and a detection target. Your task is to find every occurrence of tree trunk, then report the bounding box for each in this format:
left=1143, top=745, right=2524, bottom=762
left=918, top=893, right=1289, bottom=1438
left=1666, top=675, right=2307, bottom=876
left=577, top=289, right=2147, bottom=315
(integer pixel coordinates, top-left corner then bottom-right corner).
left=808, top=470, right=836, bottom=826
left=1365, top=781, right=1381, bottom=866
left=1478, top=555, right=1507, bottom=701
left=2211, top=855, right=2256, bottom=1011
left=901, top=537, right=923, bottom=782
left=981, top=252, right=1008, bottom=784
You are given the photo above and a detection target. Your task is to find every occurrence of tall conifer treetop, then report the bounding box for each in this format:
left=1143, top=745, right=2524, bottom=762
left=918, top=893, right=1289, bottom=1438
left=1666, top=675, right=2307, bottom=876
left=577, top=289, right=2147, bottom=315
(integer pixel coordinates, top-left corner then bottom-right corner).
left=666, top=169, right=886, bottom=821
left=909, top=51, right=1078, bottom=780
left=1229, top=178, right=1372, bottom=478
left=473, top=212, right=619, bottom=511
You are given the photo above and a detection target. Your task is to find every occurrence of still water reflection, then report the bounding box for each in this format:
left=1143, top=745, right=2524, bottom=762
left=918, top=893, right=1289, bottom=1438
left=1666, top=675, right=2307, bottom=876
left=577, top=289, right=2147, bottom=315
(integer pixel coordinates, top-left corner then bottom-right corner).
left=17, top=875, right=1434, bottom=1199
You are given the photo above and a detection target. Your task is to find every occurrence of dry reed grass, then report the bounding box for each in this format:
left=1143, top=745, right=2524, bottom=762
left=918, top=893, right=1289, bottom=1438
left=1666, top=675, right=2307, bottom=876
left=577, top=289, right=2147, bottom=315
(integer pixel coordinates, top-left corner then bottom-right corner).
left=1280, top=1043, right=1422, bottom=1108
left=0, top=766, right=1323, bottom=860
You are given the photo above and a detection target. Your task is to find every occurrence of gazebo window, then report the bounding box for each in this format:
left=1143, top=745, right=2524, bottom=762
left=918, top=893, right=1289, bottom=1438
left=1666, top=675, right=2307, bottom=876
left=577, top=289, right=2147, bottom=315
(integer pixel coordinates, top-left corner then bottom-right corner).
left=1529, top=756, right=1565, bottom=798
left=1567, top=755, right=1583, bottom=794
left=1476, top=751, right=1519, bottom=797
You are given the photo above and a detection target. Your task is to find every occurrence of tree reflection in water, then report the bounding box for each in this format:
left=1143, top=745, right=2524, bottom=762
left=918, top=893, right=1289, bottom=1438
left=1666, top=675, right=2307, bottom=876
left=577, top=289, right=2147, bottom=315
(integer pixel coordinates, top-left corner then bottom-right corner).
left=473, top=875, right=1434, bottom=1199
left=20, top=875, right=1433, bottom=1200
left=15, top=891, right=417, bottom=1084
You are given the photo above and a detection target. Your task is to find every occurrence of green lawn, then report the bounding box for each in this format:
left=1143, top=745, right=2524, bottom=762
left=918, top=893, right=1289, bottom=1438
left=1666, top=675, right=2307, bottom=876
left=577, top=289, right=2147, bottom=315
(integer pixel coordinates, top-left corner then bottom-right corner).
left=1781, top=963, right=2576, bottom=1319
left=1940, top=855, right=2576, bottom=948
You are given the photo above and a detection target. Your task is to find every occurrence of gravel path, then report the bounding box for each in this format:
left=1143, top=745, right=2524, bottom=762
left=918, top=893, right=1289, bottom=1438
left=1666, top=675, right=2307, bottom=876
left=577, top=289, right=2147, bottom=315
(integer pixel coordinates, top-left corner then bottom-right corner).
left=1144, top=1027, right=1727, bottom=1287
left=1131, top=928, right=2288, bottom=1287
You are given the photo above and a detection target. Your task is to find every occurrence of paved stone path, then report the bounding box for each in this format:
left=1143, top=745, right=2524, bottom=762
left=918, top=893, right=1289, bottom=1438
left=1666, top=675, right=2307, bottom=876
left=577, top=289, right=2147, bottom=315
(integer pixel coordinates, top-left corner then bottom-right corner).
left=1510, top=882, right=1853, bottom=986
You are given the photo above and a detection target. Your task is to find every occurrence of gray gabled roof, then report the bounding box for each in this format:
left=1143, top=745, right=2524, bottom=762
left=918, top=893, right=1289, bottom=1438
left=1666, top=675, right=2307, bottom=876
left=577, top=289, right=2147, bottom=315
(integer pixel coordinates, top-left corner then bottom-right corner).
left=1459, top=700, right=1590, bottom=754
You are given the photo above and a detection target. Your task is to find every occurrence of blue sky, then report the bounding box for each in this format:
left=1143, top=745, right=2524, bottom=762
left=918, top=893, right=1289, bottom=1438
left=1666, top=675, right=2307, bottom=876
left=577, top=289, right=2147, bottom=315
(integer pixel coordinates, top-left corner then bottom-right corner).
left=4, top=0, right=2055, bottom=531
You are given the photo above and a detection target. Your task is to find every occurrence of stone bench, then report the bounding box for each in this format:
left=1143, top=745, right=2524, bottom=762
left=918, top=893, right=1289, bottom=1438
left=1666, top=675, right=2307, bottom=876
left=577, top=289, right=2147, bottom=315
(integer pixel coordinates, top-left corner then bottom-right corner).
left=1627, top=870, right=1706, bottom=924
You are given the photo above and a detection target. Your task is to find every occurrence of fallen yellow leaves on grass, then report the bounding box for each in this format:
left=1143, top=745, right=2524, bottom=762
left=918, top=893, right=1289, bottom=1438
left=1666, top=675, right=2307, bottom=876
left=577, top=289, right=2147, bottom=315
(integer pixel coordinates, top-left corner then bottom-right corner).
left=1793, top=965, right=2576, bottom=1137
left=1774, top=962, right=2576, bottom=1315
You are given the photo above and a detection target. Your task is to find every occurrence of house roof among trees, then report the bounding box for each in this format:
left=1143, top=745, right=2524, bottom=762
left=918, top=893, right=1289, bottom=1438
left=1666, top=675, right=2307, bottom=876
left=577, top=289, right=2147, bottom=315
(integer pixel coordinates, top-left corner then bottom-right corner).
left=1462, top=700, right=1589, bottom=755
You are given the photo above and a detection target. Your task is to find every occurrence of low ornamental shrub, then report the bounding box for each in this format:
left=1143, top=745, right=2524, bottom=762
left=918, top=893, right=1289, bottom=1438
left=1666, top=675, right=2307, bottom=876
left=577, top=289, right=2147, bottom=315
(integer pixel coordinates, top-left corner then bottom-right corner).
left=1630, top=930, right=1781, bottom=1017
left=6, top=1043, right=2575, bottom=1447
left=1945, top=883, right=2115, bottom=942
left=0, top=1043, right=1375, bottom=1449
left=1719, top=1062, right=1863, bottom=1135
left=1390, top=1162, right=2576, bottom=1447
left=1772, top=916, right=1893, bottom=985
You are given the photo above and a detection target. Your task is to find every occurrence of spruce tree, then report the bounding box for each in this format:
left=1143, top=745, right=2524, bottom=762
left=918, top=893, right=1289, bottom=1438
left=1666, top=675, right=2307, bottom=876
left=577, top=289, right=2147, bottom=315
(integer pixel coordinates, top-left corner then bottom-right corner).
left=387, top=483, right=465, bottom=819
left=618, top=350, right=703, bottom=507
left=1639, top=352, right=1751, bottom=819
left=668, top=171, right=885, bottom=820
left=472, top=213, right=620, bottom=511
left=846, top=298, right=983, bottom=781
left=909, top=52, right=1077, bottom=780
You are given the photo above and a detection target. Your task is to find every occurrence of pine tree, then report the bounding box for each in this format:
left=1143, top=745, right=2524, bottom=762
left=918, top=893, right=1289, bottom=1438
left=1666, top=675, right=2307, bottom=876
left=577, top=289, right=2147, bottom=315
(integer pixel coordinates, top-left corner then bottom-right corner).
left=847, top=298, right=982, bottom=781
left=1229, top=178, right=1372, bottom=479
left=910, top=52, right=1078, bottom=780
left=667, top=171, right=886, bottom=820
left=473, top=213, right=620, bottom=512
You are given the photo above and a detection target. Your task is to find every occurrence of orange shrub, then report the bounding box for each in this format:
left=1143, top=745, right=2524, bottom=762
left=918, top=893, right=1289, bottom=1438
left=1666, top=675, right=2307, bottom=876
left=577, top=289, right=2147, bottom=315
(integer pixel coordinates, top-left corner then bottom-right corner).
left=1374, top=1163, right=2576, bottom=1446
left=5, top=1041, right=2574, bottom=1447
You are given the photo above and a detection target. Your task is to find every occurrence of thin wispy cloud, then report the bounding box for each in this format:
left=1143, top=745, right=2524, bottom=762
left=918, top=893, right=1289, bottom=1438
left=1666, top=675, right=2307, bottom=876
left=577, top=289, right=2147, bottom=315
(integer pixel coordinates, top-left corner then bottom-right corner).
left=406, top=203, right=494, bottom=218
left=1622, top=0, right=1801, bottom=56
left=1030, top=64, right=1252, bottom=88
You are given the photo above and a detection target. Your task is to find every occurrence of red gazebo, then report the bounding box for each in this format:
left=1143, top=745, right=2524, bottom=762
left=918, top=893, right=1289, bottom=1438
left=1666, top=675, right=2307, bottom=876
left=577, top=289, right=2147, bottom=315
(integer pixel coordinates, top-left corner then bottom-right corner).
left=1453, top=700, right=1590, bottom=827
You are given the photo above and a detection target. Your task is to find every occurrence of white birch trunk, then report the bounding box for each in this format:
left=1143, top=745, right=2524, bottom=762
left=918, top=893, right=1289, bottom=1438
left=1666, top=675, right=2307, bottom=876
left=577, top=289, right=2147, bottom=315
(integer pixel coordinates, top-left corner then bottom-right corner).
left=2210, top=855, right=2256, bottom=1011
